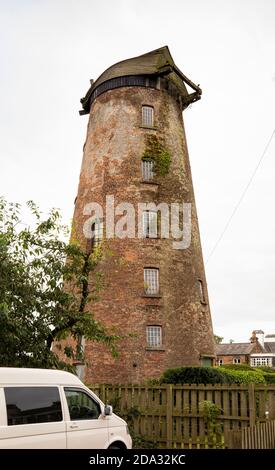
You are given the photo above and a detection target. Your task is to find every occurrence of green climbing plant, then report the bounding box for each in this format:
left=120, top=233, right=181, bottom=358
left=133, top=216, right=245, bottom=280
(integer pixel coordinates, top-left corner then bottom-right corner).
left=142, top=135, right=171, bottom=177
left=199, top=400, right=223, bottom=448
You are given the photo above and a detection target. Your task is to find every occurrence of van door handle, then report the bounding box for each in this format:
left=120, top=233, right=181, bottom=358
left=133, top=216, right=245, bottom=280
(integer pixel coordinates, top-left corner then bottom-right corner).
left=69, top=424, right=79, bottom=429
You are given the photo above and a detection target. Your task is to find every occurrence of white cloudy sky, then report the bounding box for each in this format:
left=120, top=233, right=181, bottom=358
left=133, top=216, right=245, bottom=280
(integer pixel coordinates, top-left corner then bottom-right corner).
left=1, top=0, right=275, bottom=343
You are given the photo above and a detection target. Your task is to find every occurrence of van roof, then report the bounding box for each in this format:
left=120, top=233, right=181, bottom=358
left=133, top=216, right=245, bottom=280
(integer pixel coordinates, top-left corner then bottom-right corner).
left=0, top=368, right=82, bottom=385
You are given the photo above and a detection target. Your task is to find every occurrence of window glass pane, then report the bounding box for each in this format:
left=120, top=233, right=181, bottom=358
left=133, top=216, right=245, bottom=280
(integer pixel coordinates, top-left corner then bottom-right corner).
left=142, top=211, right=157, bottom=238
left=142, top=106, right=154, bottom=126
left=144, top=268, right=159, bottom=294
left=142, top=160, right=154, bottom=180
left=146, top=326, right=162, bottom=347
left=64, top=388, right=101, bottom=420
left=91, top=221, right=103, bottom=247
left=4, top=387, right=62, bottom=426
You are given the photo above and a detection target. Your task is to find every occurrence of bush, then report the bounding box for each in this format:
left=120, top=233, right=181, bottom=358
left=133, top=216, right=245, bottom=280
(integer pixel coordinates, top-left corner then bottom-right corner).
left=220, top=364, right=254, bottom=371
left=219, top=367, right=266, bottom=384
left=160, top=367, right=234, bottom=385
left=263, top=373, right=275, bottom=384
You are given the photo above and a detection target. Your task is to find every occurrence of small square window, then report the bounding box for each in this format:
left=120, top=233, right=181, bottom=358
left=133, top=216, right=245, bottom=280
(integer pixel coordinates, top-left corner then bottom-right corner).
left=146, top=326, right=162, bottom=347
left=144, top=268, right=159, bottom=295
left=142, top=106, right=154, bottom=126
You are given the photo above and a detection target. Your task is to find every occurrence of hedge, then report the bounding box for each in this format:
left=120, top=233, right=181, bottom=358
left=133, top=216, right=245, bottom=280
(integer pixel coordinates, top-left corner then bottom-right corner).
left=160, top=367, right=234, bottom=385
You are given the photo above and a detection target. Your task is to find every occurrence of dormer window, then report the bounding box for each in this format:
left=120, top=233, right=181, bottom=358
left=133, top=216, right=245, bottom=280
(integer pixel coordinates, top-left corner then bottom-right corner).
left=142, top=106, right=154, bottom=127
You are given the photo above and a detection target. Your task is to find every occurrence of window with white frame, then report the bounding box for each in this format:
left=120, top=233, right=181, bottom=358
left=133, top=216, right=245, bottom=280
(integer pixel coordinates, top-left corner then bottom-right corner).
left=141, top=160, right=155, bottom=181
left=142, top=211, right=157, bottom=238
left=218, top=359, right=223, bottom=366
left=144, top=268, right=159, bottom=295
left=250, top=357, right=272, bottom=367
left=142, top=105, right=154, bottom=126
left=146, top=326, right=162, bottom=348
left=233, top=358, right=241, bottom=364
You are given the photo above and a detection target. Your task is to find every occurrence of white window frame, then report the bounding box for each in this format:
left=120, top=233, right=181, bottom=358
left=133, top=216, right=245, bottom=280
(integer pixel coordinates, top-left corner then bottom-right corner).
left=142, top=105, right=154, bottom=127
left=144, top=268, right=159, bottom=295
left=141, top=160, right=155, bottom=181
left=250, top=357, right=272, bottom=367
left=146, top=326, right=162, bottom=348
left=233, top=358, right=241, bottom=364
left=142, top=211, right=158, bottom=238
left=218, top=359, right=223, bottom=366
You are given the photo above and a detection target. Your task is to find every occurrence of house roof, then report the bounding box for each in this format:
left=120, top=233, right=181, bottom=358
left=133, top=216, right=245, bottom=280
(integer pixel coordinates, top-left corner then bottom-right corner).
left=216, top=343, right=256, bottom=355
left=264, top=342, right=275, bottom=353
left=80, top=46, right=202, bottom=114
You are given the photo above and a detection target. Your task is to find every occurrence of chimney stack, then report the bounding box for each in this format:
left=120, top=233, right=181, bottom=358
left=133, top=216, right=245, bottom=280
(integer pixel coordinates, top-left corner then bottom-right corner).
left=252, top=330, right=265, bottom=348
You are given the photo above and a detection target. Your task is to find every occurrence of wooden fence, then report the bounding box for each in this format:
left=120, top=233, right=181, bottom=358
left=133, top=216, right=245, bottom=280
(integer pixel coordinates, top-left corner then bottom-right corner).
left=90, top=383, right=275, bottom=449
left=226, top=420, right=275, bottom=449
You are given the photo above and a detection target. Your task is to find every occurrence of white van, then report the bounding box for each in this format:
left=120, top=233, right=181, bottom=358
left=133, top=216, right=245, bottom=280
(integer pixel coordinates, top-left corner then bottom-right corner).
left=0, top=367, right=132, bottom=449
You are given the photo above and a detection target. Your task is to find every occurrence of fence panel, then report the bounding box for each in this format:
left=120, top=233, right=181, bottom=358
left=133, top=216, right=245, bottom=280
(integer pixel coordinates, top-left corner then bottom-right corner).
left=88, top=383, right=275, bottom=449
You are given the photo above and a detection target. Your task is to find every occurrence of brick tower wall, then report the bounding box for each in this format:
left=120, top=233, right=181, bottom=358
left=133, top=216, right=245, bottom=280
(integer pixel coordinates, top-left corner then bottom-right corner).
left=72, top=84, right=215, bottom=384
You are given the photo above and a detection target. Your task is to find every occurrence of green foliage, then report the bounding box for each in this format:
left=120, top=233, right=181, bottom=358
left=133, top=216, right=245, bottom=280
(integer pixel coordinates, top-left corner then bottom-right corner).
left=214, top=334, right=223, bottom=344
left=199, top=400, right=222, bottom=447
left=219, top=367, right=266, bottom=384
left=0, top=198, right=121, bottom=369
left=108, top=396, right=156, bottom=449
left=263, top=373, right=275, bottom=384
left=142, top=135, right=171, bottom=177
left=220, top=364, right=254, bottom=371
left=257, top=366, right=275, bottom=373
left=160, top=367, right=233, bottom=385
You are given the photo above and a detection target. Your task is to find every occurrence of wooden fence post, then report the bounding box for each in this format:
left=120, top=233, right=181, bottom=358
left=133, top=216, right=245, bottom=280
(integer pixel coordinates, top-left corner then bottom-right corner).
left=248, top=383, right=256, bottom=427
left=166, top=384, right=173, bottom=448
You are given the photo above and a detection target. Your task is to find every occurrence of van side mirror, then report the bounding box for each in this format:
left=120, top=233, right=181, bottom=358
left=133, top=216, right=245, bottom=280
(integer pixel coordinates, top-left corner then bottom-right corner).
left=104, top=405, right=113, bottom=416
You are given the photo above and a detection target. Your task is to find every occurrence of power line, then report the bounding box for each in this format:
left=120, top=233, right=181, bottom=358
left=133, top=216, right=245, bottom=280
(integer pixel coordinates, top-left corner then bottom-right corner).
left=206, top=128, right=275, bottom=263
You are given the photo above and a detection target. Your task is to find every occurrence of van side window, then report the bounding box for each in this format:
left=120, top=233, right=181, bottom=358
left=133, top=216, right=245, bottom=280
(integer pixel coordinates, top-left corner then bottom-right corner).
left=64, top=388, right=101, bottom=420
left=4, top=387, right=62, bottom=426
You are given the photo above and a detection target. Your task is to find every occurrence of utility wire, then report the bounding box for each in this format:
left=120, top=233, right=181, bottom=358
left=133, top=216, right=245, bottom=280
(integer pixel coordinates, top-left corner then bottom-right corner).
left=206, top=128, right=275, bottom=263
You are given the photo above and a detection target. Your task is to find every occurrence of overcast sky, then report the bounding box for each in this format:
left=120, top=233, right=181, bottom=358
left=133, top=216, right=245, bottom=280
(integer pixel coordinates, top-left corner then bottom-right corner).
left=1, top=0, right=275, bottom=343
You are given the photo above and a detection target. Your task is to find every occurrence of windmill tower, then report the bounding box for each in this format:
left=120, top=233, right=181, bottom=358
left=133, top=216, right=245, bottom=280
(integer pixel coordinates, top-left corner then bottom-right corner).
left=72, top=46, right=215, bottom=383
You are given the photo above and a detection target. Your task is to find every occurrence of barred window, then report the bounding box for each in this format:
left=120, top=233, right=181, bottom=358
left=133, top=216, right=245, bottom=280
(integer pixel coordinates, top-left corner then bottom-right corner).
left=144, top=268, right=159, bottom=295
left=142, top=106, right=154, bottom=126
left=146, top=326, right=162, bottom=348
left=142, top=211, right=157, bottom=238
left=141, top=160, right=155, bottom=181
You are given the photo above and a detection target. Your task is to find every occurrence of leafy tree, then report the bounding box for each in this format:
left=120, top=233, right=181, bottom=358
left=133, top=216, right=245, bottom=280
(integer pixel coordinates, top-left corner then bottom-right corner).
left=214, top=334, right=223, bottom=344
left=0, top=198, right=120, bottom=369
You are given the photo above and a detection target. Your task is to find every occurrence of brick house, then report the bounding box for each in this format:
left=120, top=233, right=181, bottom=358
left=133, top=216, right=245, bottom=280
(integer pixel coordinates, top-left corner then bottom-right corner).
left=216, top=330, right=275, bottom=367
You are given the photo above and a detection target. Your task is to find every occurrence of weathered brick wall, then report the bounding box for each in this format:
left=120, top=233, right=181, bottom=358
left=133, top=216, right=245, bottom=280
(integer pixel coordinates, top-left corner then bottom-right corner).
left=217, top=355, right=249, bottom=365
left=69, top=85, right=215, bottom=383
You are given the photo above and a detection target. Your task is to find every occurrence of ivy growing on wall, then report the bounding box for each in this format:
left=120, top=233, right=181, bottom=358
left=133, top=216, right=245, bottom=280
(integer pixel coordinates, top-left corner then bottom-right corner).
left=142, top=135, right=171, bottom=177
